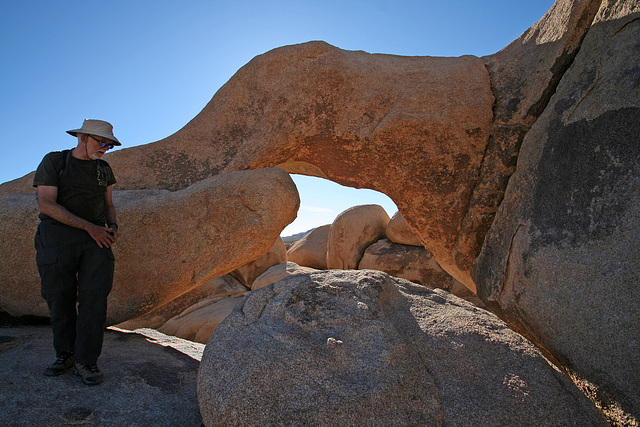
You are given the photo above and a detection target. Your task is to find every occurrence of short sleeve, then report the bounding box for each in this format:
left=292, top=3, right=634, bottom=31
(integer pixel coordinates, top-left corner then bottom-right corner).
left=33, top=152, right=64, bottom=188
left=97, top=160, right=117, bottom=187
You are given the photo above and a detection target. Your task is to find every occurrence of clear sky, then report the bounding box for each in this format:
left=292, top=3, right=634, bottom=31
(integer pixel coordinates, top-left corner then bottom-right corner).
left=1, top=0, right=554, bottom=235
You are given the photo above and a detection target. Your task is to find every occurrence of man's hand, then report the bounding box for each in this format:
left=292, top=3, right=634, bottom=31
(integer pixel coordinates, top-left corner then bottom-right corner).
left=37, top=185, right=119, bottom=249
left=86, top=224, right=116, bottom=248
left=108, top=224, right=119, bottom=242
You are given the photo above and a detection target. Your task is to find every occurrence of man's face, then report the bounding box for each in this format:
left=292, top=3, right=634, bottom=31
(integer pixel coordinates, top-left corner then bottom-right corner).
left=86, top=134, right=115, bottom=160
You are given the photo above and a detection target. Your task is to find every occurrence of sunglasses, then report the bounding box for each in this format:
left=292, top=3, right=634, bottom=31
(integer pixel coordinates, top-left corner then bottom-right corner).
left=88, top=135, right=115, bottom=150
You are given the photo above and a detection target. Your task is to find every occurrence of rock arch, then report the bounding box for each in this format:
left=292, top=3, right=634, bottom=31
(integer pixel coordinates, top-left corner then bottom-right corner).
left=102, top=43, right=495, bottom=291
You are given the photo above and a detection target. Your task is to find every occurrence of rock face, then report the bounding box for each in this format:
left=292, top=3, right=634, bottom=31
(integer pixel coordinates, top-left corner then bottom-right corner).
left=229, top=237, right=287, bottom=288
left=0, top=193, right=49, bottom=317
left=198, top=270, right=606, bottom=426
left=122, top=262, right=319, bottom=344
left=110, top=169, right=297, bottom=324
left=0, top=168, right=299, bottom=324
left=286, top=224, right=331, bottom=269
left=326, top=204, right=390, bottom=270
left=474, top=0, right=640, bottom=420
left=457, top=0, right=604, bottom=284
left=0, top=1, right=619, bottom=293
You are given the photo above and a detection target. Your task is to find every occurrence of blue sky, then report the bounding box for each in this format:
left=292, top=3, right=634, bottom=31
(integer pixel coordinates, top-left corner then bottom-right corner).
left=1, top=0, right=554, bottom=235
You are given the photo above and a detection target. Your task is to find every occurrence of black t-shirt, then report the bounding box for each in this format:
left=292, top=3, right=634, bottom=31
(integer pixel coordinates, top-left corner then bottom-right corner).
left=33, top=150, right=117, bottom=224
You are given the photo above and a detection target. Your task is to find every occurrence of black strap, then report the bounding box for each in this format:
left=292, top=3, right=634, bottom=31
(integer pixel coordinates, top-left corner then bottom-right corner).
left=58, top=149, right=72, bottom=179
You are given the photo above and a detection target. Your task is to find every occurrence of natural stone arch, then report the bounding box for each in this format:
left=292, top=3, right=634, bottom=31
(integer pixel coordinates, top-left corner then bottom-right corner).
left=100, top=42, right=494, bottom=291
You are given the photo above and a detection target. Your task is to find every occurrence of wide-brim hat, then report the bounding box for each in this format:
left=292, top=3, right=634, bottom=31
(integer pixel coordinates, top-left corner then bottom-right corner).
left=67, top=119, right=121, bottom=146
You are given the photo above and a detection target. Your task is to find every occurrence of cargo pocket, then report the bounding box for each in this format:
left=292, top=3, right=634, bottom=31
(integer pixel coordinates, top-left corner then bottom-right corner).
left=36, top=247, right=58, bottom=267
left=36, top=247, right=59, bottom=299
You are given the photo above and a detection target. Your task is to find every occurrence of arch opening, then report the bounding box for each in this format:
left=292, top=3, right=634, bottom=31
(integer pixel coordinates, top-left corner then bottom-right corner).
left=281, top=174, right=398, bottom=240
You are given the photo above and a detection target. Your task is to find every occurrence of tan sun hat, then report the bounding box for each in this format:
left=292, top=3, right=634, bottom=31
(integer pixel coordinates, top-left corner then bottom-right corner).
left=67, top=119, right=121, bottom=146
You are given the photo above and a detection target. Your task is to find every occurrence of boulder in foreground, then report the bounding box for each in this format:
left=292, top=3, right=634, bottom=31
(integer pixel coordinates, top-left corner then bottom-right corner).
left=198, top=270, right=606, bottom=426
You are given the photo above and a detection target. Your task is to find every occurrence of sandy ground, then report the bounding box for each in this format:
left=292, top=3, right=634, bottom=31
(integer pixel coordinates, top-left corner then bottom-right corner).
left=0, top=323, right=204, bottom=426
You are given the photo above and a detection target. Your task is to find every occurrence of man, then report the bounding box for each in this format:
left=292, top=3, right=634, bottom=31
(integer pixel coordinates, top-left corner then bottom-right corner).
left=33, top=119, right=121, bottom=385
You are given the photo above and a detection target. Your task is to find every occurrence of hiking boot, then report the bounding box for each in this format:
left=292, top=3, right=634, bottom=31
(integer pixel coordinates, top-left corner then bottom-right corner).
left=44, top=352, right=75, bottom=376
left=73, top=362, right=104, bottom=385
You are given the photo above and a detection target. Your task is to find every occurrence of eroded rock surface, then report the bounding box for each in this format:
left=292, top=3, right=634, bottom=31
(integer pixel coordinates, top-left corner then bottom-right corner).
left=359, top=239, right=484, bottom=307
left=251, top=261, right=318, bottom=292
left=455, top=0, right=604, bottom=283
left=158, top=294, right=247, bottom=344
left=116, top=274, right=247, bottom=331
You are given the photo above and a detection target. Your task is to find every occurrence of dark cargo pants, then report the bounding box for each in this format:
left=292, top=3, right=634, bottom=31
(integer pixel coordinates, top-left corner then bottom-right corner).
left=35, top=219, right=114, bottom=365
